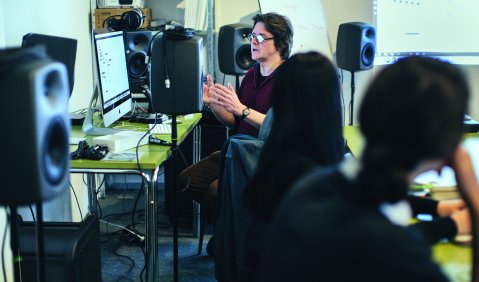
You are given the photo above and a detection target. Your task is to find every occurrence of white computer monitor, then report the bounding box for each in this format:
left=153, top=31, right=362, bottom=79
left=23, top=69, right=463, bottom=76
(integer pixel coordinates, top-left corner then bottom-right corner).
left=94, top=30, right=132, bottom=127
left=83, top=30, right=132, bottom=135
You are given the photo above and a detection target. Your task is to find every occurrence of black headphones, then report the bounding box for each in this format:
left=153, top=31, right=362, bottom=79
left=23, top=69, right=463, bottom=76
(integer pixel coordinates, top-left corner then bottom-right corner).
left=164, top=26, right=196, bottom=40
left=105, top=8, right=145, bottom=31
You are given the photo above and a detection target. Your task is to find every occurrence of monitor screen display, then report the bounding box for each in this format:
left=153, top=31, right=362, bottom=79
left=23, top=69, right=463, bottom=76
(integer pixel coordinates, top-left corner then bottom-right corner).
left=374, top=0, right=479, bottom=65
left=93, top=31, right=132, bottom=127
left=22, top=33, right=77, bottom=96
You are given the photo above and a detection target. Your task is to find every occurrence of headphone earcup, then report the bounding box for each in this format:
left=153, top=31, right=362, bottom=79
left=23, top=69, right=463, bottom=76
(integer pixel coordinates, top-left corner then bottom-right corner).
left=121, top=9, right=144, bottom=30
left=106, top=17, right=124, bottom=31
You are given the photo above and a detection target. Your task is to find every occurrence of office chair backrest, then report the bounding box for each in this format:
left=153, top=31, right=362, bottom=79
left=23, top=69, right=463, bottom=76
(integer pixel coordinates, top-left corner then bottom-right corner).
left=258, top=108, right=274, bottom=141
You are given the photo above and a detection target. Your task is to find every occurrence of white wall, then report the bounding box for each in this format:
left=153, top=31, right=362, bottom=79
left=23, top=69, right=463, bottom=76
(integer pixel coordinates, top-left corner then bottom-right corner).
left=214, top=0, right=373, bottom=124
left=323, top=0, right=479, bottom=121
left=0, top=0, right=93, bottom=279
left=4, top=0, right=94, bottom=113
left=215, top=0, right=479, bottom=123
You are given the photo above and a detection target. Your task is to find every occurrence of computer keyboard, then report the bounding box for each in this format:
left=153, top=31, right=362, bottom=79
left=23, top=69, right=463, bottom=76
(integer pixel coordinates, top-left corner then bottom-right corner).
left=149, top=123, right=172, bottom=134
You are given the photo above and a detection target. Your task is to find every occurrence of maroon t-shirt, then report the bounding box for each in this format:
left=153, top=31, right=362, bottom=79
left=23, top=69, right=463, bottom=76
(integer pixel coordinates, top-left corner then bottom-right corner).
left=235, top=63, right=279, bottom=137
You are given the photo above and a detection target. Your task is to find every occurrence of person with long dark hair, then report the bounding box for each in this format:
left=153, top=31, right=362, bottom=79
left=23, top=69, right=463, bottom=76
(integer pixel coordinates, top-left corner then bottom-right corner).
left=257, top=56, right=473, bottom=281
left=241, top=51, right=345, bottom=280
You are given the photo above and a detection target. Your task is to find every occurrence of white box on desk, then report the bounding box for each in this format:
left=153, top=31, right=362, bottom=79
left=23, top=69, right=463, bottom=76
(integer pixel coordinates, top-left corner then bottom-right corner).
left=92, top=131, right=149, bottom=152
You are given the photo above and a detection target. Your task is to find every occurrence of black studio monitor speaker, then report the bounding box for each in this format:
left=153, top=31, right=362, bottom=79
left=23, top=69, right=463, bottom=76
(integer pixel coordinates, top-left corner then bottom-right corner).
left=218, top=23, right=254, bottom=75
left=124, top=30, right=151, bottom=93
left=149, top=33, right=203, bottom=115
left=336, top=22, right=376, bottom=71
left=22, top=33, right=77, bottom=96
left=19, top=215, right=101, bottom=282
left=0, top=47, right=70, bottom=205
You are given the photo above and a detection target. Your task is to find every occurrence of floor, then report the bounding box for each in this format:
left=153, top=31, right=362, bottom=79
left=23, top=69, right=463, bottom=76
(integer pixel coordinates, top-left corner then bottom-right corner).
left=98, top=187, right=215, bottom=282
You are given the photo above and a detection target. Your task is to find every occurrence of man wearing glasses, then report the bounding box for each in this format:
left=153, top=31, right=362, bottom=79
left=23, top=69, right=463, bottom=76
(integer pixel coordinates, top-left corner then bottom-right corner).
left=177, top=12, right=293, bottom=256
left=205, top=12, right=293, bottom=138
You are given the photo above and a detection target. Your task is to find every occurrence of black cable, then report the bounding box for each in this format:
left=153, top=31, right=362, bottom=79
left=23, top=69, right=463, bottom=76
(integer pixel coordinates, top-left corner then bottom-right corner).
left=112, top=242, right=136, bottom=282
left=162, top=32, right=171, bottom=88
left=35, top=202, right=46, bottom=282
left=2, top=209, right=8, bottom=282
left=131, top=115, right=158, bottom=234
left=135, top=113, right=156, bottom=174
left=29, top=204, right=36, bottom=222
left=131, top=178, right=145, bottom=235
left=140, top=246, right=146, bottom=282
left=121, top=175, right=130, bottom=214
left=88, top=175, right=105, bottom=220
left=82, top=173, right=106, bottom=198
left=71, top=141, right=109, bottom=160
left=70, top=183, right=84, bottom=223
left=82, top=173, right=106, bottom=192
left=9, top=206, right=21, bottom=282
left=99, top=220, right=112, bottom=244
left=133, top=117, right=156, bottom=234
left=146, top=30, right=164, bottom=62
left=176, top=146, right=192, bottom=193
left=101, top=208, right=145, bottom=220
left=96, top=195, right=103, bottom=220
left=349, top=71, right=356, bottom=126
left=339, top=69, right=346, bottom=126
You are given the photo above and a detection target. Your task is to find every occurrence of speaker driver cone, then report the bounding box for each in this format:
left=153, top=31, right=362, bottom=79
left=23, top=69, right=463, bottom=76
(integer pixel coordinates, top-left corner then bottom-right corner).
left=129, top=33, right=150, bottom=51
left=128, top=52, right=147, bottom=77
left=42, top=118, right=68, bottom=185
left=361, top=43, right=375, bottom=68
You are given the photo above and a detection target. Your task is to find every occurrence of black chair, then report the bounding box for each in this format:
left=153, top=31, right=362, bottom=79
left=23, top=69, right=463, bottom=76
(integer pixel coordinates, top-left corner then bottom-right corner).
left=214, top=109, right=274, bottom=280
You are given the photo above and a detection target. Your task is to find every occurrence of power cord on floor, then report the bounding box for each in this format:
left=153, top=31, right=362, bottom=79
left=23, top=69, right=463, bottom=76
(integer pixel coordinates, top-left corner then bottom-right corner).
left=99, top=219, right=145, bottom=242
left=112, top=241, right=136, bottom=282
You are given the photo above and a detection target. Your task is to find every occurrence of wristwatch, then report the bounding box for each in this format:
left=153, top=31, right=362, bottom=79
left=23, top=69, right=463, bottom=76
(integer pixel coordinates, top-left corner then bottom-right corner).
left=240, top=107, right=250, bottom=120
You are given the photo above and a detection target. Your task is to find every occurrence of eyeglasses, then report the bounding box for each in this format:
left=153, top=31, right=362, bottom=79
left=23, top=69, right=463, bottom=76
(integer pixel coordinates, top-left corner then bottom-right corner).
left=247, top=33, right=274, bottom=44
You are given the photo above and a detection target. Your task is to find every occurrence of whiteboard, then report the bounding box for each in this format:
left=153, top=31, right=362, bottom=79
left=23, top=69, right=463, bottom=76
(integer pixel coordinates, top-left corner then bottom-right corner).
left=259, top=0, right=332, bottom=59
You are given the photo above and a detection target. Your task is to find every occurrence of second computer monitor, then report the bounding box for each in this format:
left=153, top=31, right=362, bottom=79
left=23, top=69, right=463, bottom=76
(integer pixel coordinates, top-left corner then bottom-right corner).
left=93, top=30, right=132, bottom=127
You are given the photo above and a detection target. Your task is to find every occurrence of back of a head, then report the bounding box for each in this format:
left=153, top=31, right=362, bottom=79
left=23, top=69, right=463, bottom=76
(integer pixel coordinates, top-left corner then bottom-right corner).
left=271, top=51, right=344, bottom=165
left=358, top=56, right=469, bottom=203
left=246, top=52, right=344, bottom=219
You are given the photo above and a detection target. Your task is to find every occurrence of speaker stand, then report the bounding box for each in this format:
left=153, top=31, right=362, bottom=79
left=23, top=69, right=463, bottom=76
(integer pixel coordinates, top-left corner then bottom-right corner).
left=349, top=71, right=356, bottom=126
left=170, top=114, right=180, bottom=282
left=9, top=206, right=21, bottom=282
left=8, top=204, right=47, bottom=282
left=35, top=202, right=46, bottom=282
